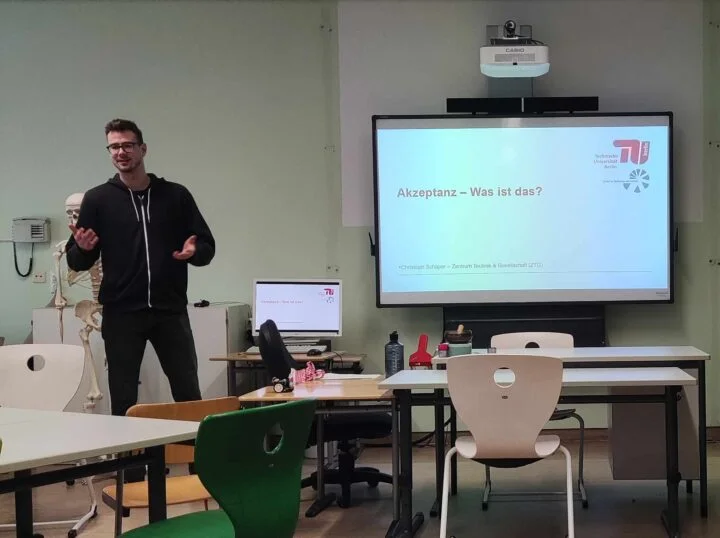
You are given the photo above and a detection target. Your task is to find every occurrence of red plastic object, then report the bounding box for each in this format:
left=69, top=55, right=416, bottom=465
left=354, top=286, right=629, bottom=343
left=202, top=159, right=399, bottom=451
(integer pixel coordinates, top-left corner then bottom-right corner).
left=409, top=333, right=433, bottom=368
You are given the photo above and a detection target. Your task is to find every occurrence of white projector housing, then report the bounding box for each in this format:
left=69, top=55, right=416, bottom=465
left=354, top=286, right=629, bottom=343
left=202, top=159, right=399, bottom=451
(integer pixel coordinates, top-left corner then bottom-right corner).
left=480, top=44, right=549, bottom=78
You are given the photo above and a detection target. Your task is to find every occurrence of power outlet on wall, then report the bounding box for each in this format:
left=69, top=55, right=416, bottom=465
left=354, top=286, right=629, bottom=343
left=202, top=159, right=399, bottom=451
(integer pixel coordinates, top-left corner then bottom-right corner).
left=32, top=271, right=46, bottom=284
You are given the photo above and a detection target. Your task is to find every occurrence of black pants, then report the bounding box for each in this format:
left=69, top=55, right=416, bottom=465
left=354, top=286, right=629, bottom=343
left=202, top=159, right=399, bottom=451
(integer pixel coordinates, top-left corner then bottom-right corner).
left=102, top=308, right=202, bottom=417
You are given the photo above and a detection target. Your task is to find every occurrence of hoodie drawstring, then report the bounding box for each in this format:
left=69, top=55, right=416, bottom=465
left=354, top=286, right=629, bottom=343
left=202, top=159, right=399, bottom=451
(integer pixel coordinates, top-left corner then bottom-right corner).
left=128, top=189, right=140, bottom=222
left=146, top=188, right=151, bottom=222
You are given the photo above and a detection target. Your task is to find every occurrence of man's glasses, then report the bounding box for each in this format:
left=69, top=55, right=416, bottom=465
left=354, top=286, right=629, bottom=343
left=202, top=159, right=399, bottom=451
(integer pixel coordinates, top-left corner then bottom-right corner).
left=106, top=142, right=139, bottom=153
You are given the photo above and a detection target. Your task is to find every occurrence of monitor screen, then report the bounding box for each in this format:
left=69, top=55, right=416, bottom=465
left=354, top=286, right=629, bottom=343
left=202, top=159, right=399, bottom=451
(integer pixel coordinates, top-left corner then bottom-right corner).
left=252, top=279, right=342, bottom=337
left=372, top=112, right=673, bottom=307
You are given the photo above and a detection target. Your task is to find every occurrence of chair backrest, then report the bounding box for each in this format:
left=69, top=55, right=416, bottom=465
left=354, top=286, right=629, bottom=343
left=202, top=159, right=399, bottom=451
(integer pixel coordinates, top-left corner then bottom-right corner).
left=195, top=399, right=316, bottom=538
left=0, top=344, right=85, bottom=410
left=127, top=397, right=241, bottom=464
left=258, top=319, right=302, bottom=377
left=490, top=331, right=574, bottom=349
left=447, top=354, right=563, bottom=459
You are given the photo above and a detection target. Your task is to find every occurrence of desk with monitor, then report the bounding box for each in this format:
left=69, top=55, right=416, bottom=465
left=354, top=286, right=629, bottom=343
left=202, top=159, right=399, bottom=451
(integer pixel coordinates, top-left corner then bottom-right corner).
left=215, top=278, right=363, bottom=394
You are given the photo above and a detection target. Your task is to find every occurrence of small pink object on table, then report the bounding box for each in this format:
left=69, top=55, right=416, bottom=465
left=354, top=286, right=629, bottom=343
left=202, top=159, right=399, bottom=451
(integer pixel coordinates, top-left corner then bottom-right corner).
left=291, top=361, right=326, bottom=385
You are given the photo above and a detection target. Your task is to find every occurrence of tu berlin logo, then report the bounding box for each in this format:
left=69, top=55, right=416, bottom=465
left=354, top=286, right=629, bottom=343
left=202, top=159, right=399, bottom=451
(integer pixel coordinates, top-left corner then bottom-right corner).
left=613, top=139, right=650, bottom=165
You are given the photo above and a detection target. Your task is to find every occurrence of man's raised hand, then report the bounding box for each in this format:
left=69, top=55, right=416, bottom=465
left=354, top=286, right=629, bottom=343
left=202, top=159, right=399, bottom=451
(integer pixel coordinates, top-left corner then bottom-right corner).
left=69, top=224, right=99, bottom=252
left=173, top=235, right=197, bottom=261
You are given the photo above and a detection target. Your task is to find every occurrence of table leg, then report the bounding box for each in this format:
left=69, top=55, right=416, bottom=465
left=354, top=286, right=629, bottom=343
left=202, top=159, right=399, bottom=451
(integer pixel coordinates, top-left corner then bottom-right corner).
left=387, top=389, right=424, bottom=537
left=698, top=362, right=708, bottom=518
left=392, top=399, right=400, bottom=522
left=305, top=412, right=336, bottom=517
left=661, top=386, right=681, bottom=538
left=430, top=388, right=445, bottom=518
left=114, top=469, right=124, bottom=537
left=450, top=404, right=458, bottom=496
left=146, top=445, right=167, bottom=523
left=227, top=361, right=237, bottom=396
left=14, top=470, right=38, bottom=538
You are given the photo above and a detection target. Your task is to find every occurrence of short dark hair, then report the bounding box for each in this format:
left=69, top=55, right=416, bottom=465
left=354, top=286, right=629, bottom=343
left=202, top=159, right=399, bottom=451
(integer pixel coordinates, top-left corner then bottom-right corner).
left=105, top=118, right=144, bottom=145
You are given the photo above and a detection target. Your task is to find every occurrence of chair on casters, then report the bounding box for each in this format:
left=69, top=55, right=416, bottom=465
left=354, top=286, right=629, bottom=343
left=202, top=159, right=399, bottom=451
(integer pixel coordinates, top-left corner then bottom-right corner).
left=256, top=318, right=393, bottom=514
left=120, top=399, right=317, bottom=538
left=0, top=344, right=99, bottom=537
left=303, top=412, right=393, bottom=513
left=481, top=331, right=588, bottom=509
left=440, top=353, right=575, bottom=538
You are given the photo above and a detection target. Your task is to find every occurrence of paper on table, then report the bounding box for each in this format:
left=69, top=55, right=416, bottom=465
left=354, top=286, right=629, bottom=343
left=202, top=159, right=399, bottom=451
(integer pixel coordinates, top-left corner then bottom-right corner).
left=322, top=373, right=382, bottom=380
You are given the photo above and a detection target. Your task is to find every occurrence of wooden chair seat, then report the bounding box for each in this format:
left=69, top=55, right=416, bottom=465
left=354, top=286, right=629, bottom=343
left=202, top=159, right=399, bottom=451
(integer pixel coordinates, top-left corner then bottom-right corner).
left=105, top=396, right=242, bottom=532
left=103, top=475, right=211, bottom=509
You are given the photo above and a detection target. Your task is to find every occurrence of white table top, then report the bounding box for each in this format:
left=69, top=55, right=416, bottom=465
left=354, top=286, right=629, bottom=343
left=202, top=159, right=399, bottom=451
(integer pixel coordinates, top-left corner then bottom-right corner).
left=431, top=345, right=709, bottom=366
left=0, top=407, right=55, bottom=426
left=378, top=367, right=697, bottom=391
left=0, top=408, right=199, bottom=474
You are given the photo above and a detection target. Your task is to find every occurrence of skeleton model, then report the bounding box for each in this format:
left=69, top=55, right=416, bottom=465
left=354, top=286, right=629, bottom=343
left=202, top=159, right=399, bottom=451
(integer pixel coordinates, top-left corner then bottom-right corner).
left=53, top=193, right=104, bottom=412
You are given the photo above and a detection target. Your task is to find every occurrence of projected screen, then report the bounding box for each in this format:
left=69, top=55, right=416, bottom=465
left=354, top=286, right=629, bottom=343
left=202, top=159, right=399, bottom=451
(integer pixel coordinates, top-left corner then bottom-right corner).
left=372, top=113, right=673, bottom=306
left=253, top=280, right=342, bottom=336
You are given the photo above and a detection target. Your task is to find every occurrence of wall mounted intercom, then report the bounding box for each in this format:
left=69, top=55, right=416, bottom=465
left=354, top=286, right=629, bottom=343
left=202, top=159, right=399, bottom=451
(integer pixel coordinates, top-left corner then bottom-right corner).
left=12, top=217, right=51, bottom=243
left=9, top=217, right=50, bottom=278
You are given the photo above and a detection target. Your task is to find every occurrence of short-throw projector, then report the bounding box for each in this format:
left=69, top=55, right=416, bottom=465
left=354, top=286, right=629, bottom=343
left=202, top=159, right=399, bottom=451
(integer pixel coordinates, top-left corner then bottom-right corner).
left=480, top=44, right=549, bottom=78
left=480, top=19, right=550, bottom=78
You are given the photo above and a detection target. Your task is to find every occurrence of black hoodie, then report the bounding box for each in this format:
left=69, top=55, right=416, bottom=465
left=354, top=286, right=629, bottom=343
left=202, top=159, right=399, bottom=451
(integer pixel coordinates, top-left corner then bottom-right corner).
left=66, top=174, right=215, bottom=315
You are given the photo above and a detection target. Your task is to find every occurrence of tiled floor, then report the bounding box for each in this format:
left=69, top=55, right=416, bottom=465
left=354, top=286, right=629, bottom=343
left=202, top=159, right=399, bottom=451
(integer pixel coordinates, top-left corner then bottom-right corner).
left=1, top=440, right=716, bottom=537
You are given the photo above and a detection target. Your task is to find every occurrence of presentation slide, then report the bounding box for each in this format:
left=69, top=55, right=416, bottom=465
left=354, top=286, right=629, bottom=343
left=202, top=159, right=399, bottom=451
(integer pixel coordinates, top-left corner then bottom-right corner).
left=373, top=115, right=672, bottom=305
left=254, top=281, right=342, bottom=334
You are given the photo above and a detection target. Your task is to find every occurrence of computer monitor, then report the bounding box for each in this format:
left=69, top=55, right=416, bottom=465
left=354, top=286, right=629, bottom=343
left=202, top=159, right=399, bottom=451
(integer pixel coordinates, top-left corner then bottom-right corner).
left=252, top=279, right=342, bottom=338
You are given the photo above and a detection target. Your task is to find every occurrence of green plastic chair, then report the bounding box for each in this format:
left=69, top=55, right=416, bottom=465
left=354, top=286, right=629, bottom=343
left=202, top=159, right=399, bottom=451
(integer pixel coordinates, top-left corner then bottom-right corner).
left=120, top=399, right=316, bottom=538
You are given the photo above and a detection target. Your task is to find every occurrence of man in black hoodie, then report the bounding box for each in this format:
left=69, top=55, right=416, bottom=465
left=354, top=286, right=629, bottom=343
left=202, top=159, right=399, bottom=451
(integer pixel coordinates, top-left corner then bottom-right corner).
left=66, top=118, right=215, bottom=420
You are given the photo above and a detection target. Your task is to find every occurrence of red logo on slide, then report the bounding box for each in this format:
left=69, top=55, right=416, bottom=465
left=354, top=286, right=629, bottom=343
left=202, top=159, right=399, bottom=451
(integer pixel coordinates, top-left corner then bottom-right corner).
left=613, top=140, right=650, bottom=165
left=320, top=288, right=335, bottom=303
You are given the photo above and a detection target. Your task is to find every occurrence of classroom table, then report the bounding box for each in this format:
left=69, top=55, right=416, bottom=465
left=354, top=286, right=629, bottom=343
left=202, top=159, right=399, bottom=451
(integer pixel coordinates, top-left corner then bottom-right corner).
left=0, top=407, right=199, bottom=538
left=379, top=366, right=697, bottom=538
left=433, top=345, right=710, bottom=518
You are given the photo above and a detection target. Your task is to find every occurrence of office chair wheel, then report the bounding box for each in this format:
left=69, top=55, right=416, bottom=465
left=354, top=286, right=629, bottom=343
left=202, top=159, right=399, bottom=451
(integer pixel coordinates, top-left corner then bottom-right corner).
left=582, top=499, right=589, bottom=509
left=482, top=501, right=488, bottom=511
left=68, top=530, right=77, bottom=538
left=66, top=480, right=75, bottom=486
left=337, top=497, right=350, bottom=509
left=367, top=479, right=379, bottom=488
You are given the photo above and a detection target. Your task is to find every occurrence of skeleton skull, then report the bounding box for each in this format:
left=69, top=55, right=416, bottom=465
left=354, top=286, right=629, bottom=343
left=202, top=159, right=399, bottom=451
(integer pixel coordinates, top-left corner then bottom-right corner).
left=65, top=193, right=84, bottom=227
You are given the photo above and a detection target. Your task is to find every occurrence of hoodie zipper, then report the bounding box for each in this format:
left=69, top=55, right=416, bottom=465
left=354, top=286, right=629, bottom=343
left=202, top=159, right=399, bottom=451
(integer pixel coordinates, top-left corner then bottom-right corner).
left=140, top=201, right=152, bottom=308
left=129, top=188, right=153, bottom=308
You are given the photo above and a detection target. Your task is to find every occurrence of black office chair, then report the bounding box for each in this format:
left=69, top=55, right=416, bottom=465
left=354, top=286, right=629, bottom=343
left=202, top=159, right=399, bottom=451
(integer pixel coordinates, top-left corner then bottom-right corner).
left=257, top=319, right=393, bottom=515
left=302, top=411, right=393, bottom=513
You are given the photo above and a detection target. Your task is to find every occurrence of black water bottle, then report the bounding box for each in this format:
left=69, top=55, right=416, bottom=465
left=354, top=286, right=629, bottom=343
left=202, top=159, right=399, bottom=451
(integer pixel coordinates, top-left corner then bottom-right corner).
left=384, top=331, right=404, bottom=377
